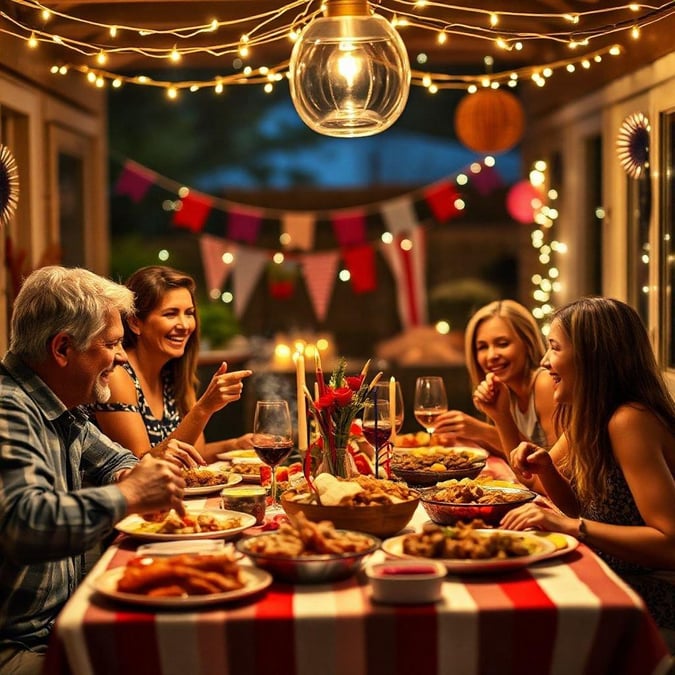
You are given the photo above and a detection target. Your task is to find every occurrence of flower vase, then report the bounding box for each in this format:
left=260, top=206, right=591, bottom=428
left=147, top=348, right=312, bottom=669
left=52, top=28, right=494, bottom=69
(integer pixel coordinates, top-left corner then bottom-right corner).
left=316, top=437, right=353, bottom=479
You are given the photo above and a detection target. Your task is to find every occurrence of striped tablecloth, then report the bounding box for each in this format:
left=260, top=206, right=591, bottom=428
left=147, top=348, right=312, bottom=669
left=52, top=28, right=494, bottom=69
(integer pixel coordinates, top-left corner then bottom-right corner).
left=45, top=458, right=672, bottom=675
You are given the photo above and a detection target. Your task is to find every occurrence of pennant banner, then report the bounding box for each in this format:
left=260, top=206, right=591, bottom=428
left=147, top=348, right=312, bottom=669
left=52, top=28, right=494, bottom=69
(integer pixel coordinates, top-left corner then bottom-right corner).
left=199, top=234, right=232, bottom=292
left=380, top=196, right=419, bottom=235
left=342, top=245, right=377, bottom=294
left=380, top=226, right=428, bottom=328
left=227, top=207, right=263, bottom=243
left=231, top=246, right=268, bottom=318
left=331, top=210, right=368, bottom=247
left=424, top=181, right=460, bottom=222
left=299, top=250, right=340, bottom=322
left=282, top=213, right=316, bottom=251
left=114, top=160, right=156, bottom=202
left=173, top=191, right=212, bottom=232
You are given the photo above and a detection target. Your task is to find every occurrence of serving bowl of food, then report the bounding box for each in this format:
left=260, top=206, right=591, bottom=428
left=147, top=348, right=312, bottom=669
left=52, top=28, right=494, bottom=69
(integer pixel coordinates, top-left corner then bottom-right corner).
left=236, top=512, right=381, bottom=583
left=280, top=474, right=420, bottom=537
left=420, top=481, right=537, bottom=526
left=391, top=446, right=489, bottom=487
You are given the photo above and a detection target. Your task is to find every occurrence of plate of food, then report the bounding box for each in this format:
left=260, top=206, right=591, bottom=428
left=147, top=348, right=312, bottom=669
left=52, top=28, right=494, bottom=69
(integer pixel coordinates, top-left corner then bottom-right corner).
left=183, top=466, right=243, bottom=496
left=382, top=522, right=556, bottom=574
left=115, top=508, right=256, bottom=541
left=91, top=552, right=272, bottom=607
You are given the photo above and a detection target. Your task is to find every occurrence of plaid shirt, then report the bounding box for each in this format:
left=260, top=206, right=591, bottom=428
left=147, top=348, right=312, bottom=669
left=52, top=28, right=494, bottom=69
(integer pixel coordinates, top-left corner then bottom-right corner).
left=0, top=351, right=137, bottom=653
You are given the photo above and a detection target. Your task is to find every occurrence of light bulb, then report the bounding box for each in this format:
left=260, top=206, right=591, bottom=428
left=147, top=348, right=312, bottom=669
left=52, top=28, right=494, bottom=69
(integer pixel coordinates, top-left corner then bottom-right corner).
left=289, top=0, right=411, bottom=138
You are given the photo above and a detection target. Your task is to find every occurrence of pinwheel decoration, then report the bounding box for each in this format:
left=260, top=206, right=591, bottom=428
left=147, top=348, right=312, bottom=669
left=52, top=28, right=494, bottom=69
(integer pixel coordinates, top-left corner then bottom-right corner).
left=0, top=144, right=19, bottom=226
left=616, top=112, right=650, bottom=179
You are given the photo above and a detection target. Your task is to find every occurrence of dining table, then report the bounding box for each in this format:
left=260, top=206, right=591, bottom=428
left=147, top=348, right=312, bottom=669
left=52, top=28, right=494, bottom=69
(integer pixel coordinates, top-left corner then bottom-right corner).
left=44, top=456, right=673, bottom=675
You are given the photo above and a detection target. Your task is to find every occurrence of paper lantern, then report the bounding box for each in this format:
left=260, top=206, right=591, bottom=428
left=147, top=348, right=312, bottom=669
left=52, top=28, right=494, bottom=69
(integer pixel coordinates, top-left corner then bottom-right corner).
left=507, top=181, right=543, bottom=224
left=454, top=89, right=525, bottom=154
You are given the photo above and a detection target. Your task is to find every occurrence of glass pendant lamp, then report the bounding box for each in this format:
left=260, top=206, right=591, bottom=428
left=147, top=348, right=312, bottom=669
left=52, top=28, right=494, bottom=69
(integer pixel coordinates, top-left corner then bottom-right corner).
left=289, top=0, right=411, bottom=138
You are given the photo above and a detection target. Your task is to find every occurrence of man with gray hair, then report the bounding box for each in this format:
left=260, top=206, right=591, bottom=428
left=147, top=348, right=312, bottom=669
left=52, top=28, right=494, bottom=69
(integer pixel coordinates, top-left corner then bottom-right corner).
left=0, top=266, right=191, bottom=675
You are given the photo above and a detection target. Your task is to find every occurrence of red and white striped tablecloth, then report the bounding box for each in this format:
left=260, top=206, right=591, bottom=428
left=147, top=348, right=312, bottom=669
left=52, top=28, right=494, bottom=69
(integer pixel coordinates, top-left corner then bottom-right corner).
left=44, top=457, right=672, bottom=675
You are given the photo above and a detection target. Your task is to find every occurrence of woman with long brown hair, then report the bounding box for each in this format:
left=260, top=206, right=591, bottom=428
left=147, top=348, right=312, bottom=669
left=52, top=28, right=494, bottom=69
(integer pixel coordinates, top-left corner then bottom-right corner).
left=93, top=266, right=252, bottom=464
left=500, top=297, right=675, bottom=644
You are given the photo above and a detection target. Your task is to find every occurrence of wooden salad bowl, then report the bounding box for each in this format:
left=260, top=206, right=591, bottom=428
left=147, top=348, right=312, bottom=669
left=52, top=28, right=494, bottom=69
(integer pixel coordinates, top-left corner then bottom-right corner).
left=280, top=492, right=420, bottom=538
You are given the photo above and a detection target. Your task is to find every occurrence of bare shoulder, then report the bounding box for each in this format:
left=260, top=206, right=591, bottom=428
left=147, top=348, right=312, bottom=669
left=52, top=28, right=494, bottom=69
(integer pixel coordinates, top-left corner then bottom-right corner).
left=107, top=364, right=138, bottom=405
left=609, top=404, right=674, bottom=464
left=609, top=403, right=655, bottom=433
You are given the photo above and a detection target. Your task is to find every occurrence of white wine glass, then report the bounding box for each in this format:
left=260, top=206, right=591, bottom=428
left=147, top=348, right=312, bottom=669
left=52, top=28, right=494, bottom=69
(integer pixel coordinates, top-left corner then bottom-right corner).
left=252, top=400, right=293, bottom=509
left=413, top=376, right=448, bottom=435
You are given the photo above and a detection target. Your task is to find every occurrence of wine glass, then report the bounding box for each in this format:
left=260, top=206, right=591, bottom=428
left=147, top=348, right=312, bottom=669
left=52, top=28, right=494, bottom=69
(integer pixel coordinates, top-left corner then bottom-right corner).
left=361, top=395, right=394, bottom=476
left=370, top=381, right=404, bottom=434
left=252, top=400, right=293, bottom=509
left=414, top=376, right=448, bottom=435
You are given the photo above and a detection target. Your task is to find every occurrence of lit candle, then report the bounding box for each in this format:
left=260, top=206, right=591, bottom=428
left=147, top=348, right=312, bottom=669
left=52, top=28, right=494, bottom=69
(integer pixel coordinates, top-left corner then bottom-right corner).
left=389, top=376, right=396, bottom=442
left=295, top=350, right=308, bottom=452
left=314, top=350, right=325, bottom=396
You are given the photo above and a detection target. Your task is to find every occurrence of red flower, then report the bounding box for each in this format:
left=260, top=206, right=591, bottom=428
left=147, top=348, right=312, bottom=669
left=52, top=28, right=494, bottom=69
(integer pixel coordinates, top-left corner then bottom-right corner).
left=345, top=375, right=364, bottom=391
left=315, top=392, right=336, bottom=411
left=333, top=387, right=353, bottom=406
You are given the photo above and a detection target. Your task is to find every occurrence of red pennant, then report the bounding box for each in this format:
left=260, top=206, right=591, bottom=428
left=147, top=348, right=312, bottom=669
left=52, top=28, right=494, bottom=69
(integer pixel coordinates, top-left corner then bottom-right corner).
left=342, top=245, right=376, bottom=294
left=424, top=182, right=460, bottom=222
left=172, top=192, right=212, bottom=232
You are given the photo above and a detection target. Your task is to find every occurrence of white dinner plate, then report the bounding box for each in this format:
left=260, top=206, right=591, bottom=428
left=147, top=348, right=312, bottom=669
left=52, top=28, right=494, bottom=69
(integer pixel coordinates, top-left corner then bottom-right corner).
left=531, top=532, right=580, bottom=560
left=382, top=529, right=556, bottom=574
left=136, top=539, right=232, bottom=557
left=115, top=509, right=257, bottom=541
left=91, top=565, right=272, bottom=608
left=184, top=473, right=242, bottom=496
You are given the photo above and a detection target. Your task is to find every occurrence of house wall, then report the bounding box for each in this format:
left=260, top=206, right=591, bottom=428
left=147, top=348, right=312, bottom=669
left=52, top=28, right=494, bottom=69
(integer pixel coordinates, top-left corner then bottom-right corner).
left=0, top=39, right=109, bottom=351
left=522, top=51, right=675, bottom=390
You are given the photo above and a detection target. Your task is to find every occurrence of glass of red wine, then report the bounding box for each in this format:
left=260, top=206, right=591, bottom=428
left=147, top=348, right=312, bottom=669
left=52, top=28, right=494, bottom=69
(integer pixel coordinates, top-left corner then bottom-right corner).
left=414, top=376, right=448, bottom=435
left=362, top=382, right=403, bottom=474
left=252, top=400, right=293, bottom=509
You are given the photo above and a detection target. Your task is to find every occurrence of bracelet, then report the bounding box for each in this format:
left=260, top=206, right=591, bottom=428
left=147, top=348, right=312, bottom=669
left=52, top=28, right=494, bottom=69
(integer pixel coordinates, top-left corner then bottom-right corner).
left=577, top=517, right=588, bottom=542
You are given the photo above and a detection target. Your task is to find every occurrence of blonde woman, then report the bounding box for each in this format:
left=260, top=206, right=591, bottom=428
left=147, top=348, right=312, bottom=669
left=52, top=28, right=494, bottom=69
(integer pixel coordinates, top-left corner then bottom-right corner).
left=434, top=299, right=556, bottom=458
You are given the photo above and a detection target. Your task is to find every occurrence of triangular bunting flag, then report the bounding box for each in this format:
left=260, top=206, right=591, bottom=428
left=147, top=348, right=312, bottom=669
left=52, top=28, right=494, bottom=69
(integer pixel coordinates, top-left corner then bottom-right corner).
left=227, top=207, right=263, bottom=243
left=282, top=213, right=316, bottom=251
left=231, top=246, right=268, bottom=318
left=114, top=160, right=157, bottom=202
left=380, top=226, right=428, bottom=327
left=424, top=181, right=460, bottom=222
left=199, top=234, right=233, bottom=293
left=380, top=196, right=419, bottom=235
left=331, top=210, right=367, bottom=246
left=299, top=250, right=340, bottom=322
left=469, top=164, right=504, bottom=196
left=173, top=191, right=212, bottom=232
left=342, top=244, right=377, bottom=294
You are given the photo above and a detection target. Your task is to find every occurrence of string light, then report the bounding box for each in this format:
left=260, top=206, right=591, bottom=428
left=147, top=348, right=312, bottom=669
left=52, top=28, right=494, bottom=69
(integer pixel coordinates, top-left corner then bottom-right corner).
left=2, top=0, right=671, bottom=96
left=527, top=160, right=566, bottom=333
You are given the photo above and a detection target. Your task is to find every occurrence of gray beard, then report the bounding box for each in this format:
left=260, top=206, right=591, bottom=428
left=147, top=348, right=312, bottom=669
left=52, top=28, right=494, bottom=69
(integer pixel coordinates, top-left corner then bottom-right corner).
left=94, top=381, right=111, bottom=404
